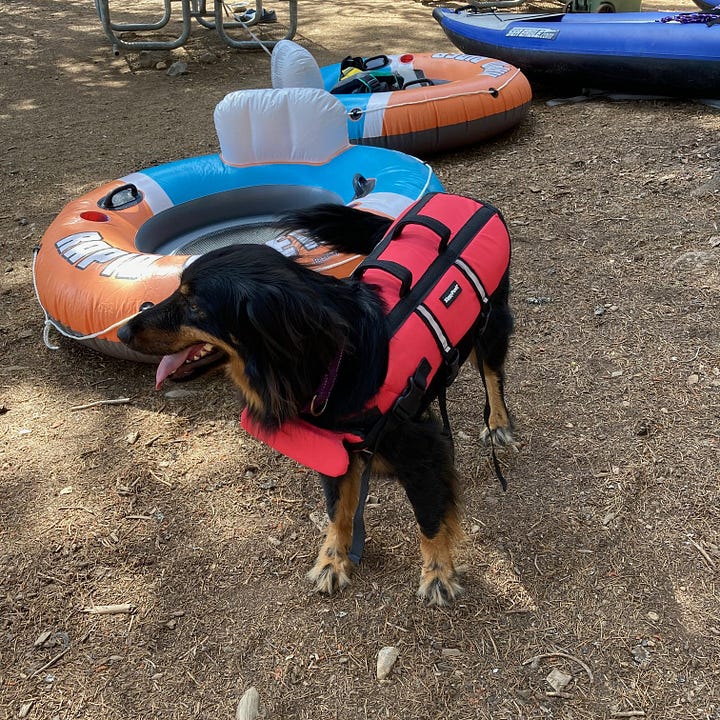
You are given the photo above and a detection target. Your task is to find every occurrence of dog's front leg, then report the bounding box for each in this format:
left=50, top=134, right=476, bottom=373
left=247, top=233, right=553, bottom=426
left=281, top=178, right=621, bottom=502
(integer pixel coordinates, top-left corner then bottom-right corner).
left=417, top=518, right=463, bottom=606
left=391, top=435, right=464, bottom=606
left=307, top=458, right=363, bottom=595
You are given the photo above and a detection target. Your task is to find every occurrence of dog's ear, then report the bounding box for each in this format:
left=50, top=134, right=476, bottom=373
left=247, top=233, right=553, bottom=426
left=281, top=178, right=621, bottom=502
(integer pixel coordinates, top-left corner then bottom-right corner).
left=241, top=282, right=348, bottom=428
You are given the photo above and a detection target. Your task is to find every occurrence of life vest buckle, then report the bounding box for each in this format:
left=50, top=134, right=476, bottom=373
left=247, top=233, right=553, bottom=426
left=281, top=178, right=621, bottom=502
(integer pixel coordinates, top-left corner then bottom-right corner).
left=445, top=348, right=460, bottom=386
left=391, top=359, right=431, bottom=422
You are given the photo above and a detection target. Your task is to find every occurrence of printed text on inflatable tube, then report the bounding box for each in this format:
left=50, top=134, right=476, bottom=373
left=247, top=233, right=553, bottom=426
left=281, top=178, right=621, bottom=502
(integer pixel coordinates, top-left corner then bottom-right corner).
left=431, top=53, right=511, bottom=78
left=56, top=232, right=176, bottom=281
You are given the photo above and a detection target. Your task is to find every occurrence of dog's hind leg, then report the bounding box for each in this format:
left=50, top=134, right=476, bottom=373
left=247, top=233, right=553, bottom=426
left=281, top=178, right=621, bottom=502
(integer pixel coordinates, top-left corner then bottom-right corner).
left=473, top=281, right=515, bottom=447
left=476, top=358, right=514, bottom=447
left=307, top=459, right=363, bottom=595
left=379, top=423, right=463, bottom=606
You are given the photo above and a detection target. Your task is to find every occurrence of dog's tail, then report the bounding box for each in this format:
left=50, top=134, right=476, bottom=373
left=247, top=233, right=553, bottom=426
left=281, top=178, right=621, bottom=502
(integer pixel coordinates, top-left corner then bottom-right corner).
left=279, top=203, right=391, bottom=256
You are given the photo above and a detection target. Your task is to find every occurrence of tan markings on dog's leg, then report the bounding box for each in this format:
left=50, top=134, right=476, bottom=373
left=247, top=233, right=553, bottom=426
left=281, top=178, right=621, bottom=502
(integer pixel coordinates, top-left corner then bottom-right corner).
left=417, top=513, right=463, bottom=606
left=482, top=360, right=510, bottom=432
left=307, top=460, right=362, bottom=595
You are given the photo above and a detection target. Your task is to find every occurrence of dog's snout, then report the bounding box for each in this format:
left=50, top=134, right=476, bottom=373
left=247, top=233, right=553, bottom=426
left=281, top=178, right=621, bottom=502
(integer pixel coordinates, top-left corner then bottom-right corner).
left=118, top=302, right=153, bottom=345
left=117, top=322, right=132, bottom=345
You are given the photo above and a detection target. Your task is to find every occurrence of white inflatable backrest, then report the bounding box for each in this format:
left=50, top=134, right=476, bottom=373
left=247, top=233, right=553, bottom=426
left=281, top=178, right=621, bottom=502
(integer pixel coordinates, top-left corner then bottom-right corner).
left=271, top=39, right=324, bottom=89
left=214, top=87, right=350, bottom=166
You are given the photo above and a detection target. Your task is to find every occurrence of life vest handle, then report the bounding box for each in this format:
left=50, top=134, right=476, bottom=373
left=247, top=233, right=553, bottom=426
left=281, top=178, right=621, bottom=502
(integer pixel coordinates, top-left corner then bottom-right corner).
left=388, top=214, right=452, bottom=252
left=353, top=259, right=413, bottom=297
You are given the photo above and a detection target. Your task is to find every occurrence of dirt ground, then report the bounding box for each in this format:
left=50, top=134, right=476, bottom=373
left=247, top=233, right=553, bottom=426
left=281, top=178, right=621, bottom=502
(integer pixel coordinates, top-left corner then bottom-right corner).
left=1, top=0, right=719, bottom=718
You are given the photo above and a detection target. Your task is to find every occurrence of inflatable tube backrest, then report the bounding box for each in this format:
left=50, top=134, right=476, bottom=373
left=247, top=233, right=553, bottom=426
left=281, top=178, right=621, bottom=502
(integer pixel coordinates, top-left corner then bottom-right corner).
left=214, top=88, right=350, bottom=166
left=270, top=39, right=324, bottom=89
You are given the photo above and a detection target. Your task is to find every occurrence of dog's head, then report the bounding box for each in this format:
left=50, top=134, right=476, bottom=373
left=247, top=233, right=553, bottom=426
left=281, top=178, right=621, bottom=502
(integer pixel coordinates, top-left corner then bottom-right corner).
left=118, top=244, right=350, bottom=429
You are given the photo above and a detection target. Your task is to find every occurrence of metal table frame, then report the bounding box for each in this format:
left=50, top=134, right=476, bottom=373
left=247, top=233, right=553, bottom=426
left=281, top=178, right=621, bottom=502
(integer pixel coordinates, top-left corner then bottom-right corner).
left=95, top=0, right=298, bottom=54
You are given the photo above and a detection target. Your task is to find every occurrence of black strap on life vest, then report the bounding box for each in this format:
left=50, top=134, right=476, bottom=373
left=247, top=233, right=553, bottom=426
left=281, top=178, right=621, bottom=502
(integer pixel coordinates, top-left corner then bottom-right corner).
left=346, top=194, right=510, bottom=563
left=355, top=259, right=413, bottom=297
left=387, top=213, right=453, bottom=249
left=347, top=359, right=432, bottom=565
left=477, top=359, right=508, bottom=492
left=362, top=197, right=498, bottom=337
left=348, top=459, right=371, bottom=565
left=347, top=353, right=506, bottom=566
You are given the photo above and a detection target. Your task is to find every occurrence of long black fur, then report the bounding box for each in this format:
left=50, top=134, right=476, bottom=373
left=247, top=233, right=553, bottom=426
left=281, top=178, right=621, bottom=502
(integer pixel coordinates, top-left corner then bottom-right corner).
left=118, top=202, right=515, bottom=605
left=279, top=203, right=391, bottom=255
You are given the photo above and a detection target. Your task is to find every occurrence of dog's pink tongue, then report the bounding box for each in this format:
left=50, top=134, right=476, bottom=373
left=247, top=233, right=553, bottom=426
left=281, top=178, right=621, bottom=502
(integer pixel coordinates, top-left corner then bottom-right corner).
left=155, top=345, right=201, bottom=389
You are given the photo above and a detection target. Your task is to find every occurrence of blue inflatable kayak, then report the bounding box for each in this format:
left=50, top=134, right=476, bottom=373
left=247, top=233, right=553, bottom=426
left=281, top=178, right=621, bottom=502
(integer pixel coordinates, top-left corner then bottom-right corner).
left=433, top=8, right=720, bottom=97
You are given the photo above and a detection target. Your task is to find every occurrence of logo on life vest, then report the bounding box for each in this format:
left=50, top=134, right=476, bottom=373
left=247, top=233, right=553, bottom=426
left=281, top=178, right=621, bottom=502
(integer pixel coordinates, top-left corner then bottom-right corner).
left=441, top=281, right=462, bottom=307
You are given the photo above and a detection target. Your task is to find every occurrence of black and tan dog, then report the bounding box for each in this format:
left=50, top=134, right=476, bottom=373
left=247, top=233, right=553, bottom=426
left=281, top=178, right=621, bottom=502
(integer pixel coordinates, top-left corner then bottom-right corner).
left=118, top=202, right=514, bottom=605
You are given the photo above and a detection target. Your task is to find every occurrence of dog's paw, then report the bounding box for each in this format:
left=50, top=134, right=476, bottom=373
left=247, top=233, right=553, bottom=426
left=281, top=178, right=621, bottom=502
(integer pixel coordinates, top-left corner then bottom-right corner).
left=480, top=424, right=517, bottom=449
left=307, top=551, right=352, bottom=595
left=417, top=568, right=463, bottom=606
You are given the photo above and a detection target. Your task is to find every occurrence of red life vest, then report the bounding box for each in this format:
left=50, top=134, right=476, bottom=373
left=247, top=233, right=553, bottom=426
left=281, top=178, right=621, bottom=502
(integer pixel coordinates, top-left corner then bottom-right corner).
left=241, top=192, right=511, bottom=476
